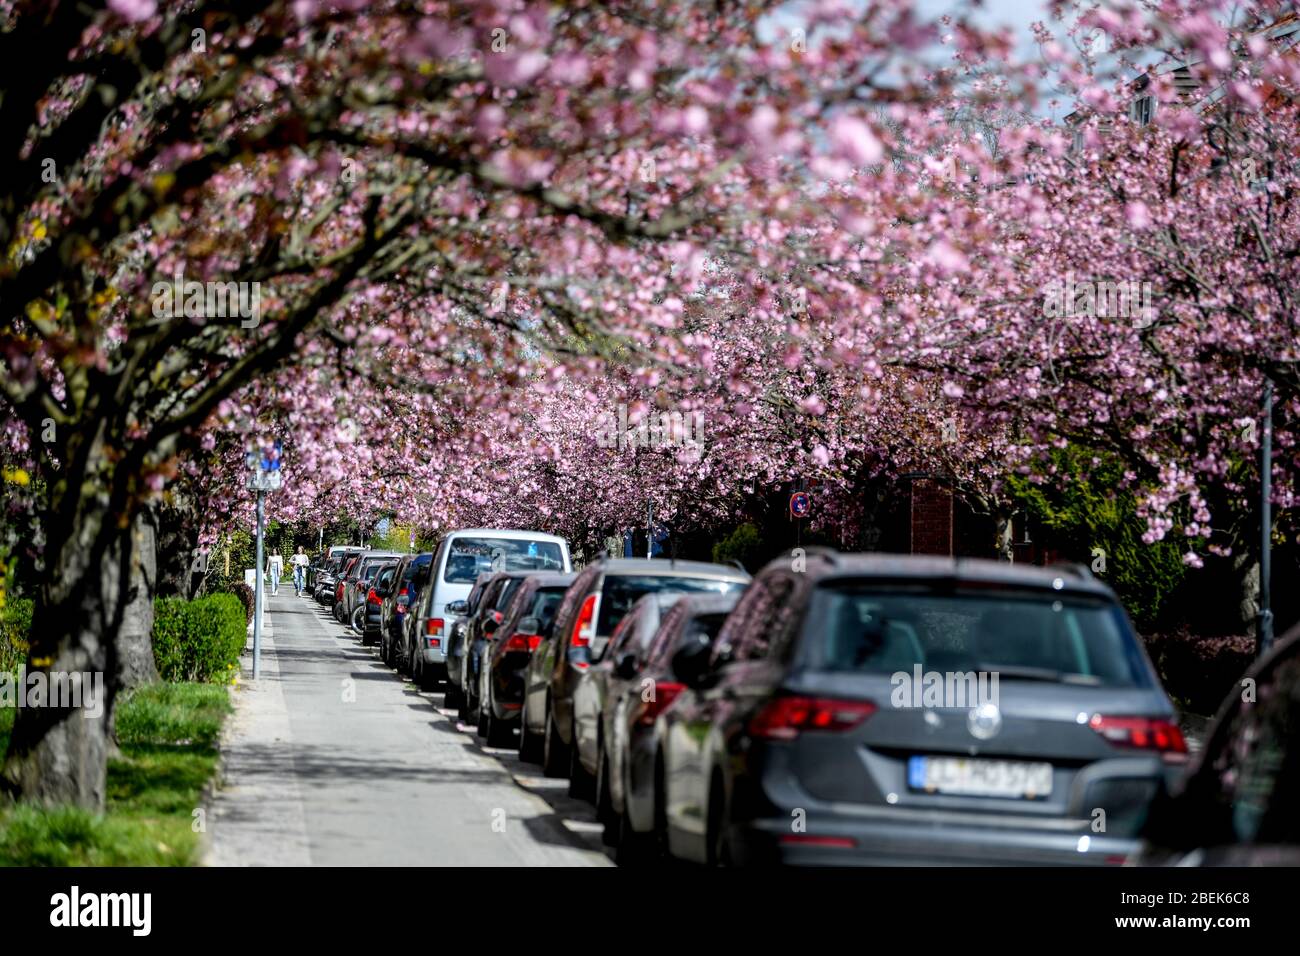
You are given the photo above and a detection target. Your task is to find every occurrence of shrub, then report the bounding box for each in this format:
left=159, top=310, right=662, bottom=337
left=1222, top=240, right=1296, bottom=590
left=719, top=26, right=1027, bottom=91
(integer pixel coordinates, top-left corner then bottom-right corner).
left=1142, top=628, right=1255, bottom=717
left=0, top=598, right=32, bottom=673
left=151, top=593, right=246, bottom=683
left=1006, top=445, right=1187, bottom=631
left=712, top=521, right=765, bottom=572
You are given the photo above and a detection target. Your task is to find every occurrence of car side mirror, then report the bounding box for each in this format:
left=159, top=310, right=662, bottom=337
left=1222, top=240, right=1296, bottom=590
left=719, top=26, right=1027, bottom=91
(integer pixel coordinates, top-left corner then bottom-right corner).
left=615, top=653, right=639, bottom=680
left=447, top=600, right=468, bottom=615
left=517, top=616, right=540, bottom=636
left=671, top=634, right=713, bottom=688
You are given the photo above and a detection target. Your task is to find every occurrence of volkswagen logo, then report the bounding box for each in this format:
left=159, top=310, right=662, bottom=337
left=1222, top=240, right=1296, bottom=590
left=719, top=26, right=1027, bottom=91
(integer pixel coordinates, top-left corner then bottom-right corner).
left=968, top=702, right=1002, bottom=740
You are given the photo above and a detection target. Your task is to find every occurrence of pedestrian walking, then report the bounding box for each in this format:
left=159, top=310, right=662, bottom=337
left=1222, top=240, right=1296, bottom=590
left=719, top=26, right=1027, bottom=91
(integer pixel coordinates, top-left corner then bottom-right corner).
left=291, top=546, right=310, bottom=596
left=268, top=549, right=284, bottom=595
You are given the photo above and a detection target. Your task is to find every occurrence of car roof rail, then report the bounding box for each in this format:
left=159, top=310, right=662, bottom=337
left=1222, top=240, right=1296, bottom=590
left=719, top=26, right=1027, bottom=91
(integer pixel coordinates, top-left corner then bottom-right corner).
left=1046, top=561, right=1093, bottom=580
left=797, top=545, right=840, bottom=564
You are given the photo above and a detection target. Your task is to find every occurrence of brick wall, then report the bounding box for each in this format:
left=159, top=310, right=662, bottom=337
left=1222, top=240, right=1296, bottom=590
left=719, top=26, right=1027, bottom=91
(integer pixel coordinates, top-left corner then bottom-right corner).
left=910, top=478, right=953, bottom=556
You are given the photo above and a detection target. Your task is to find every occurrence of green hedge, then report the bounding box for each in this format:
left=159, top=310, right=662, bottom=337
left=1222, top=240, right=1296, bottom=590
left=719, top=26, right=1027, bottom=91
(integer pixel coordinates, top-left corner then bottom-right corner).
left=152, top=593, right=246, bottom=683
left=1, top=598, right=32, bottom=674
left=712, top=521, right=765, bottom=572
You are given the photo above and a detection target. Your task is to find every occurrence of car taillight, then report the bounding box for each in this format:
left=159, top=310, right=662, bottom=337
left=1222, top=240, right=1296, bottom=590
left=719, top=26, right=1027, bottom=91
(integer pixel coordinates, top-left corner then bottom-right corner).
left=779, top=834, right=856, bottom=849
left=426, top=617, right=444, bottom=637
left=367, top=588, right=381, bottom=606
left=504, top=634, right=529, bottom=652
left=1089, top=715, right=1187, bottom=757
left=634, top=681, right=685, bottom=726
left=570, top=594, right=597, bottom=648
left=748, top=696, right=877, bottom=741
left=527, top=634, right=542, bottom=652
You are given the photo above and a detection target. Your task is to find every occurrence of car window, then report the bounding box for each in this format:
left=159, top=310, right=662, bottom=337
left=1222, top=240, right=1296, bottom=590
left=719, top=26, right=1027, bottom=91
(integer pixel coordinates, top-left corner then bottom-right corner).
left=444, top=537, right=565, bottom=582
left=798, top=583, right=1148, bottom=686
left=607, top=604, right=645, bottom=658
left=1197, top=650, right=1300, bottom=845
left=596, top=575, right=744, bottom=637
left=530, top=588, right=567, bottom=638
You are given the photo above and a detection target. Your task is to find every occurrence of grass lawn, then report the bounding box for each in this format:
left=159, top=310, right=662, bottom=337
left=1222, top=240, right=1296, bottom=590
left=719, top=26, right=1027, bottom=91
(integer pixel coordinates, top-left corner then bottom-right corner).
left=0, top=682, right=231, bottom=866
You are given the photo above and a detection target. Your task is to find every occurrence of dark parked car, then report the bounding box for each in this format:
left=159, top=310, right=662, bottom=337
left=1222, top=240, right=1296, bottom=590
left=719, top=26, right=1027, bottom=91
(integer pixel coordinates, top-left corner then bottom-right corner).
left=338, top=551, right=402, bottom=633
left=657, top=550, right=1185, bottom=866
left=332, top=555, right=361, bottom=620
left=361, top=561, right=400, bottom=645
left=521, top=558, right=750, bottom=786
left=379, top=552, right=433, bottom=674
left=1132, top=621, right=1300, bottom=865
left=597, top=591, right=739, bottom=859
left=315, top=548, right=360, bottom=603
left=457, top=571, right=531, bottom=725
left=476, top=573, right=575, bottom=748
left=572, top=564, right=751, bottom=805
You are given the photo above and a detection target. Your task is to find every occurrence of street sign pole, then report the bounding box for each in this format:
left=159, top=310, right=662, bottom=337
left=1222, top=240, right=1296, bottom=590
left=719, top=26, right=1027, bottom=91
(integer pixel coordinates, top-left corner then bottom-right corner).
left=247, top=439, right=283, bottom=681
left=253, top=488, right=265, bottom=679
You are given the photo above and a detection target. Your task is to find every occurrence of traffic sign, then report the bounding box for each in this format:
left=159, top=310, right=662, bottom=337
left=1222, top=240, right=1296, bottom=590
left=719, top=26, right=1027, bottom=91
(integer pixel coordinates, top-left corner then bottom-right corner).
left=790, top=491, right=811, bottom=519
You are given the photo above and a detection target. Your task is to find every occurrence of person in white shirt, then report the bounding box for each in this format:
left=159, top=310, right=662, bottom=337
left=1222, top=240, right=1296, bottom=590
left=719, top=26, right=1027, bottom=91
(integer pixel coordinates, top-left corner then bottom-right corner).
left=268, top=550, right=284, bottom=595
left=291, top=547, right=310, bottom=596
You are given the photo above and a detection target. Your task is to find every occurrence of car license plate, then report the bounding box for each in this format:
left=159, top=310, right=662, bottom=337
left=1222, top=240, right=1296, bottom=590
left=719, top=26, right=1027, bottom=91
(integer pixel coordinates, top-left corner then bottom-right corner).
left=908, top=756, right=1052, bottom=799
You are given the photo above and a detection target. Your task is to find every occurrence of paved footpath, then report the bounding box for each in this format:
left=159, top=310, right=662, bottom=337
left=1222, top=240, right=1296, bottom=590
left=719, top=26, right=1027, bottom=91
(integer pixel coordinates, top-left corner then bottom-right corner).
left=206, top=591, right=611, bottom=866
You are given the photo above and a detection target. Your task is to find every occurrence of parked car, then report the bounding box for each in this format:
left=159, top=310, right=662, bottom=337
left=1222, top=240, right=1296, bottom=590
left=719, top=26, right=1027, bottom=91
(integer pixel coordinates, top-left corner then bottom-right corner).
left=441, top=574, right=492, bottom=707
left=361, top=560, right=400, bottom=645
left=315, top=548, right=360, bottom=604
left=1132, top=621, right=1300, bottom=865
left=521, top=557, right=750, bottom=787
left=332, top=555, right=361, bottom=620
left=339, top=551, right=403, bottom=633
left=476, top=573, right=575, bottom=747
left=409, top=529, right=571, bottom=692
left=456, top=571, right=531, bottom=725
left=656, top=550, right=1184, bottom=866
left=571, top=564, right=752, bottom=805
left=597, top=591, right=739, bottom=859
left=379, top=552, right=434, bottom=671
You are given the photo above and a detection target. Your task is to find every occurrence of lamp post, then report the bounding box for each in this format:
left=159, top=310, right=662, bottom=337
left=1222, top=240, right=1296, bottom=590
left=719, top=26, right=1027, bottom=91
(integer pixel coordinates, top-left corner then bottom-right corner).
left=247, top=441, right=283, bottom=679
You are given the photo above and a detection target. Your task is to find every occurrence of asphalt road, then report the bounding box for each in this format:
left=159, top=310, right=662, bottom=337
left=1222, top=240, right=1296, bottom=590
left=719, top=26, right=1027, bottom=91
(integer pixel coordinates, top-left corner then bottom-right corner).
left=207, top=591, right=612, bottom=866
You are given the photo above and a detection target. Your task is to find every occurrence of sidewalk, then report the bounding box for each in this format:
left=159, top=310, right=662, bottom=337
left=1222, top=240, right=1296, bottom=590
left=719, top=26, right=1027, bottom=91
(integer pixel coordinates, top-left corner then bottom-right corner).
left=204, top=592, right=610, bottom=866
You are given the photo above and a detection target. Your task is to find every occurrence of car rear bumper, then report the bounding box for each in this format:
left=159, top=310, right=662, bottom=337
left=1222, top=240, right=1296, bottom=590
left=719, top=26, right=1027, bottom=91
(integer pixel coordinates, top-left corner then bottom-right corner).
left=419, top=646, right=446, bottom=665
left=730, top=812, right=1138, bottom=866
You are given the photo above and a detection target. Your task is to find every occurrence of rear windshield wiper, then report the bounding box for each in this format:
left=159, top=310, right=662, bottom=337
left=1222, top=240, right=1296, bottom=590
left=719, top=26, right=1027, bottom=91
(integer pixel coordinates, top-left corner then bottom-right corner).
left=976, top=664, right=1101, bottom=685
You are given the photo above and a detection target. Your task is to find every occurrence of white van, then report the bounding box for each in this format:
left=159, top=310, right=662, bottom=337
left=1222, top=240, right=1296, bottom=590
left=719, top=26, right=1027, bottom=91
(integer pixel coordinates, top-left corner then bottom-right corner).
left=408, top=529, right=571, bottom=688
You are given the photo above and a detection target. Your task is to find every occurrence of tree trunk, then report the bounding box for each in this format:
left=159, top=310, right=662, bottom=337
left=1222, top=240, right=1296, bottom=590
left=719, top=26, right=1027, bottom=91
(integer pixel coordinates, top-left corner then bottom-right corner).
left=1235, top=552, right=1260, bottom=633
left=994, top=510, right=1015, bottom=563
left=103, top=511, right=160, bottom=758
left=1, top=514, right=132, bottom=809
left=116, top=510, right=160, bottom=689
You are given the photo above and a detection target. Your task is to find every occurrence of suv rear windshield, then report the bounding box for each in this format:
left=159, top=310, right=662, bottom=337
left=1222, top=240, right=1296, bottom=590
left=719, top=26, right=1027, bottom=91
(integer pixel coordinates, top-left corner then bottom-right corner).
left=444, top=537, right=564, bottom=582
left=597, top=575, right=745, bottom=637
left=802, top=584, right=1149, bottom=687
